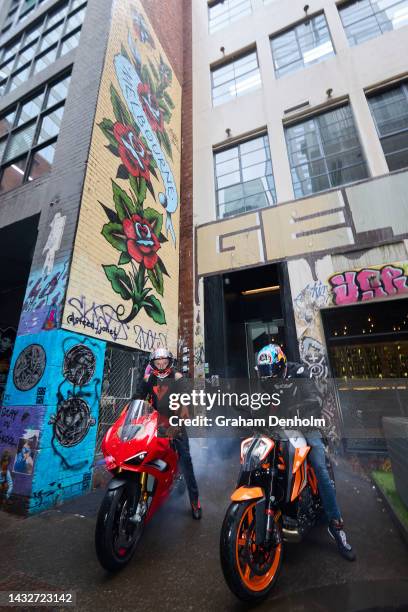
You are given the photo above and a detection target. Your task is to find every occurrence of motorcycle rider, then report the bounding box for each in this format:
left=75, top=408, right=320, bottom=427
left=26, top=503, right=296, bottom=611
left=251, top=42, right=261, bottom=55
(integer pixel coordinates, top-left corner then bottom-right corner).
left=256, top=343, right=356, bottom=561
left=136, top=348, right=202, bottom=520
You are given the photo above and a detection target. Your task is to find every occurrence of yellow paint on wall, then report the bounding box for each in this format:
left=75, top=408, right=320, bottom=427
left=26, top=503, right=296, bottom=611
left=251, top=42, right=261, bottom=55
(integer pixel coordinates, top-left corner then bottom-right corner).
left=62, top=0, right=182, bottom=354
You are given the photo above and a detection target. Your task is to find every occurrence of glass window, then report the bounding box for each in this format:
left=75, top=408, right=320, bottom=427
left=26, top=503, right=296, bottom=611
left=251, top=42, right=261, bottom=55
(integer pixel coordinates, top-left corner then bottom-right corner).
left=32, top=45, right=58, bottom=75
left=8, top=66, right=30, bottom=92
left=368, top=84, right=408, bottom=171
left=60, top=29, right=81, bottom=55
left=271, top=13, right=335, bottom=78
left=4, top=122, right=36, bottom=162
left=46, top=74, right=71, bottom=108
left=339, top=0, right=408, bottom=47
left=0, top=72, right=70, bottom=193
left=28, top=142, right=55, bottom=180
left=215, top=134, right=276, bottom=218
left=0, top=110, right=16, bottom=138
left=65, top=6, right=86, bottom=32
left=0, top=157, right=27, bottom=193
left=0, top=59, right=14, bottom=81
left=208, top=0, right=252, bottom=34
left=38, top=106, right=64, bottom=143
left=38, top=23, right=65, bottom=53
left=14, top=42, right=37, bottom=69
left=0, top=2, right=86, bottom=93
left=17, top=93, right=44, bottom=126
left=285, top=105, right=369, bottom=198
left=212, top=50, right=261, bottom=107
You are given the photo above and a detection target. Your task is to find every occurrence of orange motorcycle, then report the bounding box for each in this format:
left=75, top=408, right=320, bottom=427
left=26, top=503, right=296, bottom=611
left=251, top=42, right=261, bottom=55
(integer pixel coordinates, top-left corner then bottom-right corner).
left=220, top=431, right=334, bottom=602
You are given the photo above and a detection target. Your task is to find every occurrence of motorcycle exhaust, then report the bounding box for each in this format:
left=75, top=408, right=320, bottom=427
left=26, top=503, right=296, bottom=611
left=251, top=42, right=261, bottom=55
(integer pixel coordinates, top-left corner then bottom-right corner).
left=282, top=527, right=302, bottom=543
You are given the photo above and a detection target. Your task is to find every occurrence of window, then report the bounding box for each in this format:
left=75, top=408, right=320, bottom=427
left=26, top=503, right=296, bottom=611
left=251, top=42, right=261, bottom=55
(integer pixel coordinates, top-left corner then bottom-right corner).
left=285, top=105, right=368, bottom=198
left=211, top=50, right=261, bottom=107
left=271, top=14, right=335, bottom=78
left=208, top=0, right=252, bottom=34
left=1, top=0, right=53, bottom=39
left=368, top=84, right=408, bottom=171
left=0, top=0, right=86, bottom=95
left=215, top=134, right=276, bottom=218
left=339, top=0, right=408, bottom=47
left=0, top=72, right=71, bottom=194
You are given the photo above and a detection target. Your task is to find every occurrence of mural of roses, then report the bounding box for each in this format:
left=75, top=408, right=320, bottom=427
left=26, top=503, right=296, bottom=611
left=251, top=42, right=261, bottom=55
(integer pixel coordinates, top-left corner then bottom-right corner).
left=123, top=214, right=160, bottom=269
left=113, top=123, right=152, bottom=180
left=97, top=20, right=176, bottom=326
left=137, top=82, right=164, bottom=134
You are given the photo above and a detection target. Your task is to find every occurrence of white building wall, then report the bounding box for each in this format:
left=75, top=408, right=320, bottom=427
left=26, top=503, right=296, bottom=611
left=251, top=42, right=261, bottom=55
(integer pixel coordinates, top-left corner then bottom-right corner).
left=193, top=0, right=408, bottom=226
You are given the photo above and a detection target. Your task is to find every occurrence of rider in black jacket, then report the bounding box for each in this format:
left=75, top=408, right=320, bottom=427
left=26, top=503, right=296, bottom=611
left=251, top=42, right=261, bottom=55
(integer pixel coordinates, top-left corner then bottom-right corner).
left=257, top=343, right=356, bottom=561
left=136, top=348, right=202, bottom=520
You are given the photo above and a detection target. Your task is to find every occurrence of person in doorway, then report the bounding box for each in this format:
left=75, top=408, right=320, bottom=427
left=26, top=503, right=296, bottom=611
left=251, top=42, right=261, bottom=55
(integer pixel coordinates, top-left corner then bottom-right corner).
left=256, top=343, right=356, bottom=561
left=136, top=348, right=202, bottom=520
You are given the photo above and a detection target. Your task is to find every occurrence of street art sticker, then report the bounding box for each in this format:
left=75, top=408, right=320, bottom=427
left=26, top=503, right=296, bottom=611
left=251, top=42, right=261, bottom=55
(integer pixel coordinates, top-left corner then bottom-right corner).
left=63, top=0, right=181, bottom=353
left=42, top=212, right=66, bottom=276
left=13, top=344, right=46, bottom=392
left=329, top=262, right=408, bottom=305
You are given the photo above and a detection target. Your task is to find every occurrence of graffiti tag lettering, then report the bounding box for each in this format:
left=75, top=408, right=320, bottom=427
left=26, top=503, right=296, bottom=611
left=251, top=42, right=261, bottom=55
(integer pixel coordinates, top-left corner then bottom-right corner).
left=66, top=296, right=130, bottom=341
left=133, top=324, right=167, bottom=351
left=329, top=264, right=408, bottom=305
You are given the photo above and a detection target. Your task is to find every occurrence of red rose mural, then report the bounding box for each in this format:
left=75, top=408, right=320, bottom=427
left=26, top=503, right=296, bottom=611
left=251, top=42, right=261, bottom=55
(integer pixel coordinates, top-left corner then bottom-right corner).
left=97, top=19, right=177, bottom=326
left=114, top=123, right=152, bottom=180
left=137, top=83, right=164, bottom=134
left=123, top=215, right=160, bottom=269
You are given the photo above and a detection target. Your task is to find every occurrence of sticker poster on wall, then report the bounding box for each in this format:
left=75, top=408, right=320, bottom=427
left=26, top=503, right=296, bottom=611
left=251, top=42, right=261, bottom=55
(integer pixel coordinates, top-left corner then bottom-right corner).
left=62, top=0, right=182, bottom=354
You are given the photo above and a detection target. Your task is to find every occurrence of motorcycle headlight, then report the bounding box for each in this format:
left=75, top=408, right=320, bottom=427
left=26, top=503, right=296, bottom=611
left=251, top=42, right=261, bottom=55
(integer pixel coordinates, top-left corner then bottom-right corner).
left=240, top=437, right=254, bottom=464
left=241, top=436, right=274, bottom=468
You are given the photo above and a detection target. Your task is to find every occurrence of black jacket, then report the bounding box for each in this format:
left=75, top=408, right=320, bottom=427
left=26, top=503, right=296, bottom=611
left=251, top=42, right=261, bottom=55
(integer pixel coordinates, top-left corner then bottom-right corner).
left=273, top=361, right=323, bottom=420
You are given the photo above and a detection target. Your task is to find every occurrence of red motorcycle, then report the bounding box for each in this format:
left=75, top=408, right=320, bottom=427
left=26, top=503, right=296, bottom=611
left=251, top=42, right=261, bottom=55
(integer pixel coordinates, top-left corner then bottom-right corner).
left=95, top=399, right=184, bottom=571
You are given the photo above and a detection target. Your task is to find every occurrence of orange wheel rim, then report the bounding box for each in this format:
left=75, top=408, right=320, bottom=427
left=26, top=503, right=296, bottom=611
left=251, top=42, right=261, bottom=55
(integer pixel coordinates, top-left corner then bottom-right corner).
left=235, top=502, right=282, bottom=592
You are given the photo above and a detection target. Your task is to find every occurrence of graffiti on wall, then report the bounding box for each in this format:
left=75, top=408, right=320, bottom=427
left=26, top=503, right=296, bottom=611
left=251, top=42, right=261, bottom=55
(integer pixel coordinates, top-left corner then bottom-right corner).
left=329, top=263, right=408, bottom=305
left=63, top=0, right=182, bottom=354
left=293, top=280, right=329, bottom=337
left=0, top=405, right=45, bottom=508
left=42, top=212, right=66, bottom=276
left=0, top=327, right=16, bottom=405
left=18, top=262, right=68, bottom=336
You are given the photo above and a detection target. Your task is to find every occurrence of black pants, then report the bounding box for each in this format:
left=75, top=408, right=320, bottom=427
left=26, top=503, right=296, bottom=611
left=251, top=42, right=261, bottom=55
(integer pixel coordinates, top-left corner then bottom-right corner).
left=174, top=427, right=199, bottom=503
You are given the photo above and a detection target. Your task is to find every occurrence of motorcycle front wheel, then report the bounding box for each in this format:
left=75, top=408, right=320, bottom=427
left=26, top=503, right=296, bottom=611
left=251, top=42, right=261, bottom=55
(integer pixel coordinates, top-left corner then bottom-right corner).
left=220, top=500, right=283, bottom=602
left=95, top=483, right=144, bottom=572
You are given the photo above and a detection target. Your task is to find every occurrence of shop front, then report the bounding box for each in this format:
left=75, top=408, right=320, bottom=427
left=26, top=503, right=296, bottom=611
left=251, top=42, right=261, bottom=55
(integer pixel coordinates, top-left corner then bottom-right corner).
left=321, top=296, right=408, bottom=453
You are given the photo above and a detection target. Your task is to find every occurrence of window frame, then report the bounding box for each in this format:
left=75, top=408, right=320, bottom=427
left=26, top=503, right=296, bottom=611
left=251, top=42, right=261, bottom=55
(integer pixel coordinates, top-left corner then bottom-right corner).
left=367, top=82, right=408, bottom=171
left=214, top=132, right=277, bottom=219
left=208, top=0, right=253, bottom=35
left=284, top=102, right=369, bottom=199
left=0, top=0, right=86, bottom=95
left=338, top=0, right=408, bottom=47
left=270, top=11, right=335, bottom=79
left=0, top=70, right=71, bottom=193
left=210, top=47, right=262, bottom=107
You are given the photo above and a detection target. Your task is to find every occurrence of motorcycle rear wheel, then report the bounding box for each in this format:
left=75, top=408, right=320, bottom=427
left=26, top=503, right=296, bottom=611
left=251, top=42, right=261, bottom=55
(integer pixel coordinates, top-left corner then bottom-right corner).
left=220, top=500, right=283, bottom=602
left=95, top=484, right=144, bottom=572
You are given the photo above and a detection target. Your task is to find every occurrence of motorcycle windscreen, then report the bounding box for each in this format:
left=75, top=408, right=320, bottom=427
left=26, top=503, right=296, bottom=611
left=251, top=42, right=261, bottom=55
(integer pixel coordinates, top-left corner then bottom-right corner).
left=119, top=400, right=152, bottom=442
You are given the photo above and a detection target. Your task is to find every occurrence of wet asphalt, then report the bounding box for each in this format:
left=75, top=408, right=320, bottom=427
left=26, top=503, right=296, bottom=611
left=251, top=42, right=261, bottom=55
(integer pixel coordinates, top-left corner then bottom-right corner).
left=0, top=440, right=408, bottom=612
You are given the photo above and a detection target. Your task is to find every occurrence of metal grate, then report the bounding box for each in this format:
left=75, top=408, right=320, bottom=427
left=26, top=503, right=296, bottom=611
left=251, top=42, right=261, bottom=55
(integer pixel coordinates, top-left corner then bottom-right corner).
left=95, top=345, right=148, bottom=452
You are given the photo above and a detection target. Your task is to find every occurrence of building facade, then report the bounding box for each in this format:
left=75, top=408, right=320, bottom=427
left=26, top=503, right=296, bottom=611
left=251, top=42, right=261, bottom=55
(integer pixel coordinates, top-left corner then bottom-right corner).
left=192, top=0, right=408, bottom=450
left=0, top=0, right=193, bottom=513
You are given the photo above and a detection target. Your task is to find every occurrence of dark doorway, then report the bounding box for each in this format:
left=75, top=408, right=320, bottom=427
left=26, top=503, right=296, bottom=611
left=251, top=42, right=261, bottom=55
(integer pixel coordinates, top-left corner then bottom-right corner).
left=204, top=263, right=297, bottom=380
left=0, top=215, right=39, bottom=403
left=322, top=298, right=408, bottom=453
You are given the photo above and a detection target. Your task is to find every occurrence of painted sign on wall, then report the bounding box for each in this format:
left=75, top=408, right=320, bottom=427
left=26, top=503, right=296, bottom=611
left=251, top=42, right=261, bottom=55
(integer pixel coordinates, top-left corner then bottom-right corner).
left=329, top=262, right=408, bottom=306
left=63, top=0, right=182, bottom=354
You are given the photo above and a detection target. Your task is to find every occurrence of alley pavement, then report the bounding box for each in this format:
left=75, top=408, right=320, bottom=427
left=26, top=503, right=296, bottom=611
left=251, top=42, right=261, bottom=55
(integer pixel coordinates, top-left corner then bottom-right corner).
left=0, top=441, right=408, bottom=612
